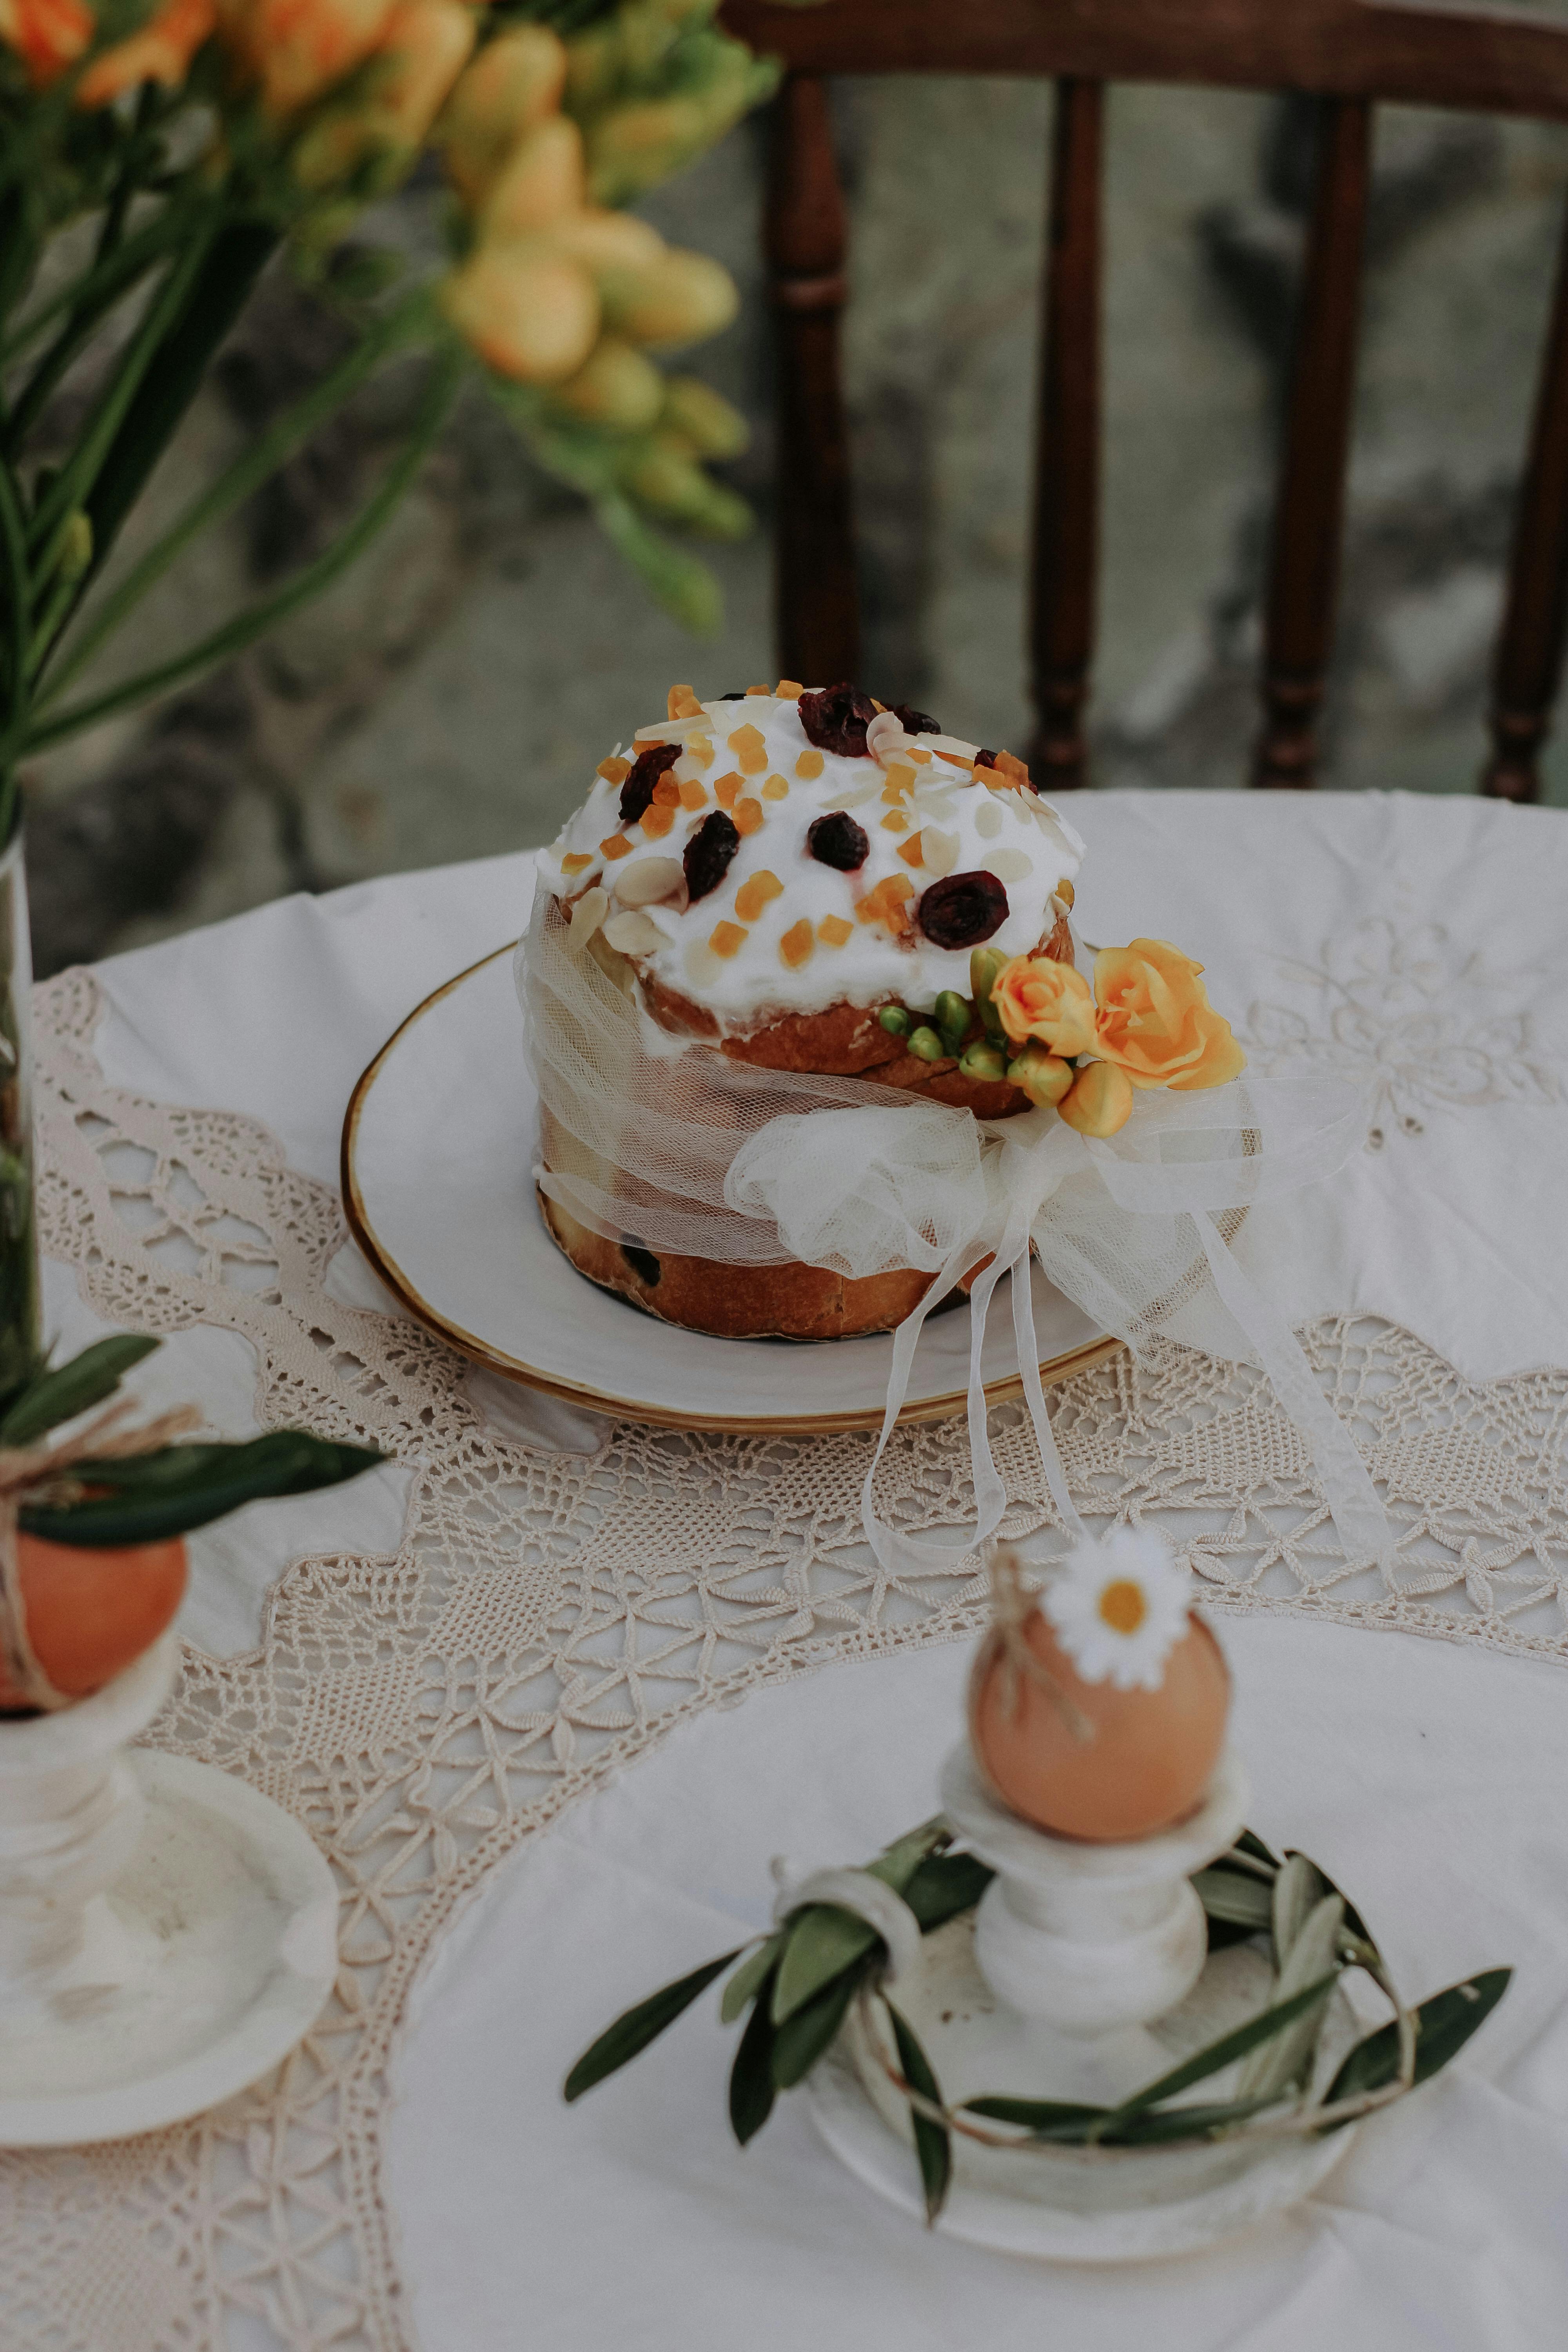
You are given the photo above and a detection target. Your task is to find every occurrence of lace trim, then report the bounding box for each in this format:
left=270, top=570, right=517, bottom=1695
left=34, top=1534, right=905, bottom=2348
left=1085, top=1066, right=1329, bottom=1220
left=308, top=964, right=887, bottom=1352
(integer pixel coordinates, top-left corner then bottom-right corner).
left=5, top=966, right=1566, bottom=2352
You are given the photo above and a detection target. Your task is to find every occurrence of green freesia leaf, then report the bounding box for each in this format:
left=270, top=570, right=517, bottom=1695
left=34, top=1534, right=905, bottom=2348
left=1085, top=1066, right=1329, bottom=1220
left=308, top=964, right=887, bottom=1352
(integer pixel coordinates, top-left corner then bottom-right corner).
left=1094, top=1971, right=1343, bottom=2133
left=20, top=1431, right=385, bottom=1545
left=564, top=1946, right=741, bottom=2102
left=887, top=2002, right=951, bottom=2223
left=771, top=1965, right=862, bottom=2089
left=728, top=1974, right=779, bottom=2146
left=1319, top=1968, right=1512, bottom=2129
left=0, top=1332, right=159, bottom=1444
left=772, top=1903, right=878, bottom=2024
left=720, top=1934, right=779, bottom=2025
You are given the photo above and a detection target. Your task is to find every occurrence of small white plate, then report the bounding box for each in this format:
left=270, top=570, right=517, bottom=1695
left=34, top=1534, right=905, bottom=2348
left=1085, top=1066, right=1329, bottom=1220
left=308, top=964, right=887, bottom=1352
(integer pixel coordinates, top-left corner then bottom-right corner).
left=0, top=1752, right=337, bottom=2147
left=341, top=946, right=1119, bottom=1434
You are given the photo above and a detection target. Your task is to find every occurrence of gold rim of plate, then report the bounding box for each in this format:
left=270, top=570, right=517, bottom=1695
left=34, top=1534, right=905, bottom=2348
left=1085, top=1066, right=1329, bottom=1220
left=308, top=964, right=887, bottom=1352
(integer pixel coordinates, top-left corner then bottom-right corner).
left=340, top=943, right=1125, bottom=1435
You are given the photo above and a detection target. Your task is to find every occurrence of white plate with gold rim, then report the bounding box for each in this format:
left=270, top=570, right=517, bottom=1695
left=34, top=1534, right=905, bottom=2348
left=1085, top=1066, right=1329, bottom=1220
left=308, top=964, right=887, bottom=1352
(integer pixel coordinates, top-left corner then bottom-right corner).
left=341, top=945, right=1118, bottom=1434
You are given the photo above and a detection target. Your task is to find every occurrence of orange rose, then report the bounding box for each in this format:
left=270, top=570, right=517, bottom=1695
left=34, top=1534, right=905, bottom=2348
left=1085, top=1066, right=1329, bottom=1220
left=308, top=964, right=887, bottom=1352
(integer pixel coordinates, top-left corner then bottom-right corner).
left=1091, top=938, right=1246, bottom=1093
left=0, top=0, right=93, bottom=84
left=76, top=0, right=213, bottom=105
left=217, top=0, right=394, bottom=115
left=991, top=953, right=1098, bottom=1059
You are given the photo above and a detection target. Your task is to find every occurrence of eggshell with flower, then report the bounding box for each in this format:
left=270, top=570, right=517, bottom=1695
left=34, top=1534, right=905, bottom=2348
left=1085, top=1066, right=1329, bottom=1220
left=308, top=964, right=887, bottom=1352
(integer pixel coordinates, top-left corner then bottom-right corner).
left=967, top=1530, right=1230, bottom=1842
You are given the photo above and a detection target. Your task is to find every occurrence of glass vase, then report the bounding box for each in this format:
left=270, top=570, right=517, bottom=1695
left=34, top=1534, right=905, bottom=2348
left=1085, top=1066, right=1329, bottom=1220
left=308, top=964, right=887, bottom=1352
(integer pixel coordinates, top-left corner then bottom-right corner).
left=0, top=826, right=40, bottom=1410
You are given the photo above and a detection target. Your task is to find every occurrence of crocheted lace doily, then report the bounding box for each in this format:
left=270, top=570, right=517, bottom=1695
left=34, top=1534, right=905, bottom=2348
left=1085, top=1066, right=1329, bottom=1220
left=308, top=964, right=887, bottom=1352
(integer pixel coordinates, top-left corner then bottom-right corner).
left=5, top=967, right=1566, bottom=2352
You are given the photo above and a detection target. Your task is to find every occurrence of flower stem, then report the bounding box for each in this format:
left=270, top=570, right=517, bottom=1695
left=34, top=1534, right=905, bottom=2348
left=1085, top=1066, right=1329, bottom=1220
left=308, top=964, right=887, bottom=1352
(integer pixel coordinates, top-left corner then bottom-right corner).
left=14, top=348, right=465, bottom=760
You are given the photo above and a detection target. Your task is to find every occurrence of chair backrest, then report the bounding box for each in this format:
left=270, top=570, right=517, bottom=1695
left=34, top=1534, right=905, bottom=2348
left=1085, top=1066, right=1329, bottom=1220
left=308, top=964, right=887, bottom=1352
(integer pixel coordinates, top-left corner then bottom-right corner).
left=719, top=0, right=1568, bottom=799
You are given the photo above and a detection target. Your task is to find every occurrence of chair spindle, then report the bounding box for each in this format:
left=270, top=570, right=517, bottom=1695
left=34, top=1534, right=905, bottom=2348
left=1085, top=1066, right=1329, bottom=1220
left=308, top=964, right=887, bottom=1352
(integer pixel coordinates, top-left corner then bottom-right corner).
left=767, top=74, right=859, bottom=690
left=1027, top=77, right=1103, bottom=791
left=1485, top=198, right=1568, bottom=802
left=1253, top=96, right=1371, bottom=788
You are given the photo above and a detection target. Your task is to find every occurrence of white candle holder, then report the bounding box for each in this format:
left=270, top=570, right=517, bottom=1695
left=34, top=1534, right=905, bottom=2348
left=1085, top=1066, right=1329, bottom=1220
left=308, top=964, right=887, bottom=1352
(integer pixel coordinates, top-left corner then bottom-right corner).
left=937, top=1740, right=1250, bottom=2105
left=0, top=1637, right=340, bottom=2147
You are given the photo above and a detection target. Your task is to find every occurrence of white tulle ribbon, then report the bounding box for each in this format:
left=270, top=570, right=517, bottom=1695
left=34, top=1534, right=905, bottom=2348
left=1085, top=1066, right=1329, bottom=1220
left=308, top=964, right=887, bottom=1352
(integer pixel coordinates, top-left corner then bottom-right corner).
left=520, top=895, right=1388, bottom=1579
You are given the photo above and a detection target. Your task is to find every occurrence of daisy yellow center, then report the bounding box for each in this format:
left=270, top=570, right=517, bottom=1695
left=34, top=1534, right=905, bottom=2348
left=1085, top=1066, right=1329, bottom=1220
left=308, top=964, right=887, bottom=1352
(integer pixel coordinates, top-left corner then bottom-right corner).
left=1097, top=1578, right=1147, bottom=1635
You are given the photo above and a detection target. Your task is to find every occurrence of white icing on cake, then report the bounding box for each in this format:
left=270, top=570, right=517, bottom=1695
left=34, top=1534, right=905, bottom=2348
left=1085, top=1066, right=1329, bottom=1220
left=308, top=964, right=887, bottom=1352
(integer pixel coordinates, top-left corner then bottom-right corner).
left=537, top=692, right=1086, bottom=1028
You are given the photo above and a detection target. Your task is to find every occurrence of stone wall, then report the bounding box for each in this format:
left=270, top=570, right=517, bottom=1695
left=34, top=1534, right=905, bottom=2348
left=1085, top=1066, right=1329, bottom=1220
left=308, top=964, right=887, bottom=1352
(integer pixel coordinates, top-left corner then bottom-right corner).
left=23, top=73, right=1568, bottom=975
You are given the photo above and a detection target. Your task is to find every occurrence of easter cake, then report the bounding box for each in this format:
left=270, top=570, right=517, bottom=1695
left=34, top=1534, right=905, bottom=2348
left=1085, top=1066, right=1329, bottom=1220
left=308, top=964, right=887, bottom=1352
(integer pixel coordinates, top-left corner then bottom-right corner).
left=532, top=681, right=1086, bottom=1339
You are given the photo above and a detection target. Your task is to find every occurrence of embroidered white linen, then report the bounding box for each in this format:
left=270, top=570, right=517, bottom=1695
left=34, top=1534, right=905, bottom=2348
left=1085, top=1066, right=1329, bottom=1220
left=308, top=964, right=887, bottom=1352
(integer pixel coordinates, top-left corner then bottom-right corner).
left=522, top=883, right=1388, bottom=1571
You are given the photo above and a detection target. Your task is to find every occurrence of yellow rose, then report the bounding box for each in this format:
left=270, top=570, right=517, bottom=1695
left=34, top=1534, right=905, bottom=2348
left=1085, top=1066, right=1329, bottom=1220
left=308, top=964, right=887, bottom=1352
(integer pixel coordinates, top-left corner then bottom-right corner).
left=0, top=0, right=93, bottom=84
left=991, top=954, right=1098, bottom=1059
left=1091, top=938, right=1246, bottom=1092
left=1057, top=1060, right=1133, bottom=1138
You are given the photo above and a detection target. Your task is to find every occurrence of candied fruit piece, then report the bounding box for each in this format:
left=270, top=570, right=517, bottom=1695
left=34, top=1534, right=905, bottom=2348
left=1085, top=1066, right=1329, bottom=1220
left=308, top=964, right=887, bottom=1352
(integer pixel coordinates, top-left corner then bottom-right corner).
left=709, top=920, right=747, bottom=957
left=684, top=809, right=741, bottom=902
left=678, top=777, right=708, bottom=810
left=714, top=770, right=742, bottom=809
left=653, top=775, right=681, bottom=806
left=620, top=742, right=680, bottom=824
left=884, top=874, right=915, bottom=901
left=806, top=811, right=869, bottom=871
left=668, top=683, right=703, bottom=720
left=884, top=762, right=915, bottom=794
left=732, top=735, right=768, bottom=777
left=795, top=749, right=824, bottom=780
left=762, top=774, right=789, bottom=800
left=991, top=748, right=1033, bottom=791
left=561, top=852, right=594, bottom=875
left=779, top=919, right=815, bottom=969
left=818, top=914, right=854, bottom=947
left=907, top=746, right=932, bottom=765
left=735, top=869, right=784, bottom=922
left=597, top=756, right=631, bottom=784
left=898, top=832, right=927, bottom=866
left=733, top=797, right=764, bottom=836
left=686, top=736, right=714, bottom=767
left=1056, top=877, right=1076, bottom=907
left=641, top=803, right=676, bottom=837
left=917, top=869, right=1009, bottom=948
left=799, top=682, right=877, bottom=757
left=746, top=683, right=772, bottom=696
left=776, top=679, right=804, bottom=699
left=601, top=834, right=633, bottom=860
left=893, top=704, right=941, bottom=735
left=881, top=811, right=907, bottom=834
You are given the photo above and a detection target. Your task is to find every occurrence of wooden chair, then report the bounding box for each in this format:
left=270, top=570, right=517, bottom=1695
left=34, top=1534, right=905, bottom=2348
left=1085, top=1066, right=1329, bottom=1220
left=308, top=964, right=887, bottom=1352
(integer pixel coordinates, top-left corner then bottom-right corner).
left=718, top=0, right=1568, bottom=799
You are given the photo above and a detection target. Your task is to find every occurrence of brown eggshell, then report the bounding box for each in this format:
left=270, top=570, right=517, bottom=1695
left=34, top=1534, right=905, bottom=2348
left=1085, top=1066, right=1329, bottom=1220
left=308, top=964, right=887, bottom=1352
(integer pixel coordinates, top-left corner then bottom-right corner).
left=969, top=1607, right=1230, bottom=1843
left=0, top=1534, right=188, bottom=1711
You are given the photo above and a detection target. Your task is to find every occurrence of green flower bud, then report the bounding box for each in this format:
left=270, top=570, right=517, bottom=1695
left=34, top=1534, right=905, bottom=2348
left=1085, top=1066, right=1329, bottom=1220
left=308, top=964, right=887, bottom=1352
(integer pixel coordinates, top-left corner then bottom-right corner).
left=971, top=946, right=1009, bottom=1036
left=959, top=1041, right=1008, bottom=1083
left=661, top=374, right=748, bottom=459
left=934, top=990, right=970, bottom=1039
left=878, top=1005, right=912, bottom=1036
left=907, top=1026, right=947, bottom=1063
left=58, top=511, right=93, bottom=584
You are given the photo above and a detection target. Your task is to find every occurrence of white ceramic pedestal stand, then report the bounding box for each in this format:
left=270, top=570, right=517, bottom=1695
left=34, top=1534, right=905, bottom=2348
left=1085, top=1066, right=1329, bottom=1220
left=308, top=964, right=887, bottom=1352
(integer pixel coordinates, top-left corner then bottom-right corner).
left=0, top=1633, right=339, bottom=2146
left=809, top=1742, right=1359, bottom=2259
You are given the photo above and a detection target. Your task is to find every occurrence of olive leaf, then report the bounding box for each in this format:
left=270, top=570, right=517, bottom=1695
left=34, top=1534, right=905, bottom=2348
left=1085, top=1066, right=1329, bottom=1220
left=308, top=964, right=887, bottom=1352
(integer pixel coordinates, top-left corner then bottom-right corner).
left=963, top=2093, right=1110, bottom=2140
left=20, top=1431, right=385, bottom=1545
left=0, top=1332, right=159, bottom=1446
left=864, top=1815, right=949, bottom=1894
left=1234, top=1828, right=1282, bottom=1869
left=772, top=1967, right=864, bottom=2089
left=720, top=1934, right=779, bottom=2025
left=887, top=2002, right=951, bottom=2223
left=728, top=1973, right=779, bottom=2145
left=564, top=1947, right=742, bottom=2102
left=1270, top=1852, right=1327, bottom=1971
left=1192, top=1865, right=1274, bottom=1934
left=1319, top=1967, right=1512, bottom=2129
left=1098, top=2092, right=1287, bottom=2146
left=771, top=1904, right=879, bottom=2025
left=1238, top=1893, right=1344, bottom=2102
left=1090, top=1971, right=1343, bottom=2136
left=902, top=1849, right=993, bottom=1931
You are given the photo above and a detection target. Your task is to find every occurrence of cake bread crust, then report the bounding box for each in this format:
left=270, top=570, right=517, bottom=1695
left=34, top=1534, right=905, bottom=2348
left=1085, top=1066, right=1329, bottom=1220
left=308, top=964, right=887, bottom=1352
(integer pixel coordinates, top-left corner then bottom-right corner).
left=531, top=686, right=1086, bottom=1339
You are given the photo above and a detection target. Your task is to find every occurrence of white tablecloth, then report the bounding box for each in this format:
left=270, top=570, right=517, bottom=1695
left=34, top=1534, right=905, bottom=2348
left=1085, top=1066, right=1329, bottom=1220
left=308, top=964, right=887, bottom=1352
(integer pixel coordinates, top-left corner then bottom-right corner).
left=31, top=787, right=1568, bottom=2352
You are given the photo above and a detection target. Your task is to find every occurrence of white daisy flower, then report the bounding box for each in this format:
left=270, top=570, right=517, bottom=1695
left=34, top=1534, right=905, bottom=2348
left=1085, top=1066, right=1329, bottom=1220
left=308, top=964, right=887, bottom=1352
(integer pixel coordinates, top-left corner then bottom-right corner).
left=1042, top=1526, right=1192, bottom=1692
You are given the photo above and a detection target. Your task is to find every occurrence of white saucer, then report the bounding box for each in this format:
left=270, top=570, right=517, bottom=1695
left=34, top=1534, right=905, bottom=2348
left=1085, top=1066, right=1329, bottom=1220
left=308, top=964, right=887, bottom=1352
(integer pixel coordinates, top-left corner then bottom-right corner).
left=341, top=945, right=1118, bottom=1434
left=0, top=1752, right=337, bottom=2147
